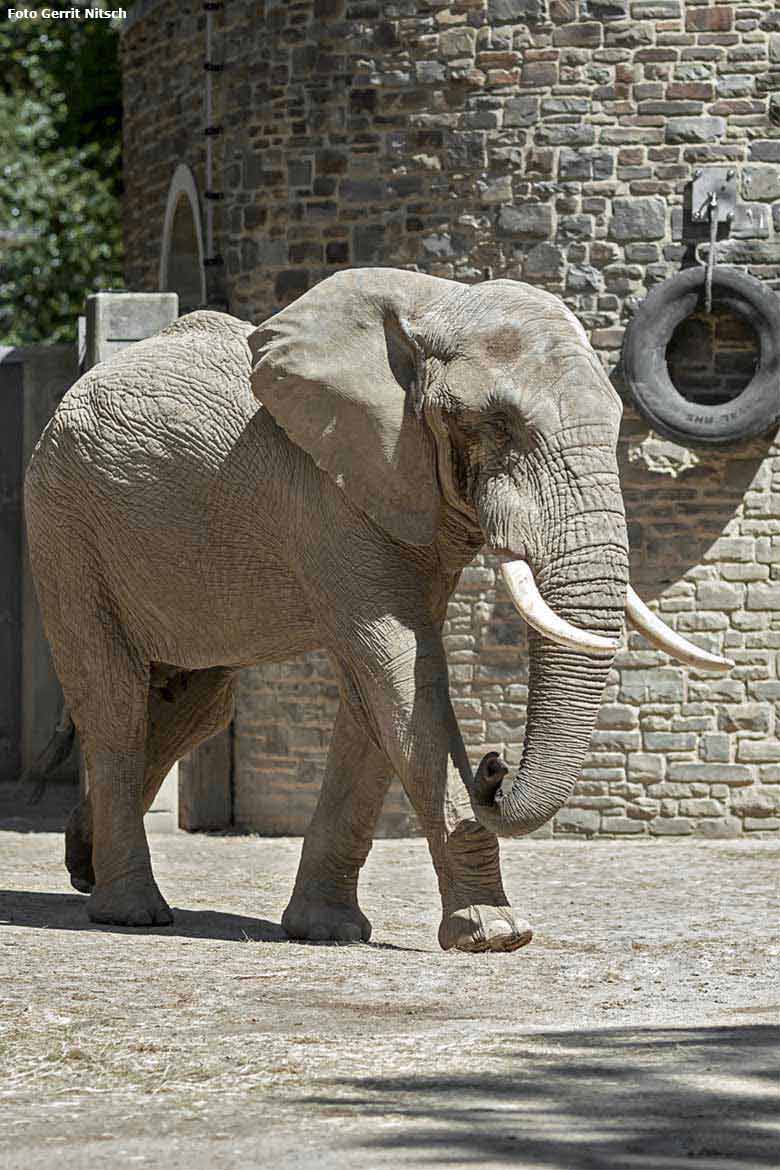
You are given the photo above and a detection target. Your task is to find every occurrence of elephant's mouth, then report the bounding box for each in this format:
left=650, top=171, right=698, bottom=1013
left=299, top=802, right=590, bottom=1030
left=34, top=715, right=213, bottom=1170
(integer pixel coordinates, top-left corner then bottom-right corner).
left=498, top=555, right=733, bottom=673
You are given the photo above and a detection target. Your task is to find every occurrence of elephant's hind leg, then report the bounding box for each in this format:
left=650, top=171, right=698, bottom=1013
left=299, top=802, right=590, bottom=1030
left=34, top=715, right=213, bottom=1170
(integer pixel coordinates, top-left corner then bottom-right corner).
left=282, top=700, right=392, bottom=943
left=59, top=626, right=171, bottom=926
left=66, top=667, right=236, bottom=896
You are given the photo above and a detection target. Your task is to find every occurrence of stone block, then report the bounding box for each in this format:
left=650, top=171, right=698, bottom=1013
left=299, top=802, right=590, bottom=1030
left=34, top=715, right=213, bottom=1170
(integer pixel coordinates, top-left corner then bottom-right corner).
left=716, top=241, right=780, bottom=265
left=668, top=758, right=753, bottom=786
left=730, top=786, right=780, bottom=817
left=537, top=124, right=597, bottom=147
left=695, top=816, right=742, bottom=838
left=749, top=140, right=780, bottom=163
left=744, top=817, right=780, bottom=832
left=647, top=782, right=694, bottom=799
left=721, top=564, right=769, bottom=583
left=626, top=797, right=660, bottom=819
left=689, top=679, right=746, bottom=704
left=701, top=733, right=731, bottom=763
left=665, top=116, right=726, bottom=144
left=609, top=197, right=666, bottom=241
left=447, top=132, right=488, bottom=170
left=555, top=807, right=599, bottom=835
left=676, top=612, right=729, bottom=632
left=86, top=293, right=178, bottom=368
left=570, top=795, right=626, bottom=810
left=504, top=96, right=540, bottom=126
left=559, top=148, right=593, bottom=181
left=649, top=816, right=693, bottom=835
left=567, top=265, right=603, bottom=293
left=685, top=5, right=732, bottom=31
left=552, top=22, right=603, bottom=47
left=440, top=27, right=478, bottom=58
left=591, top=327, right=625, bottom=349
left=746, top=583, right=780, bottom=611
left=598, top=703, right=639, bottom=729
left=743, top=166, right=780, bottom=202
left=737, top=739, right=780, bottom=763
left=522, top=242, right=565, bottom=282
left=353, top=224, right=385, bottom=264
left=628, top=752, right=665, bottom=781
left=488, top=0, right=545, bottom=19
left=497, top=203, right=554, bottom=238
left=274, top=270, right=310, bottom=303
left=679, top=798, right=726, bottom=817
left=416, top=60, right=447, bottom=84
left=619, top=668, right=684, bottom=705
left=559, top=215, right=594, bottom=240
left=584, top=0, right=629, bottom=17
left=643, top=731, right=697, bottom=751
left=696, top=582, right=743, bottom=611
left=601, top=815, right=645, bottom=834
left=716, top=74, right=754, bottom=99
left=605, top=19, right=654, bottom=45
left=590, top=729, right=642, bottom=752
left=520, top=61, right=559, bottom=87
left=722, top=704, right=770, bottom=734
left=480, top=175, right=513, bottom=205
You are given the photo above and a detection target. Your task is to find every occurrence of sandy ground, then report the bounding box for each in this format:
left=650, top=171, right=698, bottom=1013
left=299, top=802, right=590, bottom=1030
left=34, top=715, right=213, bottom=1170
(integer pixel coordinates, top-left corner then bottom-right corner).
left=0, top=830, right=778, bottom=1170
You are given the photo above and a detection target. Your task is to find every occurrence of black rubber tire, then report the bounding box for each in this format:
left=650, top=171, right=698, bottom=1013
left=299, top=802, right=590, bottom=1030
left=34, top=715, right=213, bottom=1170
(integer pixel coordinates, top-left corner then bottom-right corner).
left=622, top=265, right=780, bottom=446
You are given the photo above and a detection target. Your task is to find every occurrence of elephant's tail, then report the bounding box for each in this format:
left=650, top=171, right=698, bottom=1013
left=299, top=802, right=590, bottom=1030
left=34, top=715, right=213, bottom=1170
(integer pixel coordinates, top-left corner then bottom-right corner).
left=18, top=707, right=76, bottom=804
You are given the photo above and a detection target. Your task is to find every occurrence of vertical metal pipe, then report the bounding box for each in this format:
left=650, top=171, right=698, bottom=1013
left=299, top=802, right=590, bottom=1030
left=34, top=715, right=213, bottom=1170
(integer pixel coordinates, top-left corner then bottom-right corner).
left=205, top=4, right=214, bottom=263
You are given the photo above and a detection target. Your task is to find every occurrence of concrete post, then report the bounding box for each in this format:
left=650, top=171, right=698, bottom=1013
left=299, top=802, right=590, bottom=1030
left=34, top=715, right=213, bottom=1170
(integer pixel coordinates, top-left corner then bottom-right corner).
left=84, top=292, right=180, bottom=832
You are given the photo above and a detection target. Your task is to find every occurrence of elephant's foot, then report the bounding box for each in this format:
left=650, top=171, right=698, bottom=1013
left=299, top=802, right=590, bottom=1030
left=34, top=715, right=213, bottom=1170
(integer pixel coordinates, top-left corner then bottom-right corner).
left=65, top=803, right=95, bottom=894
left=282, top=885, right=371, bottom=943
left=439, top=903, right=532, bottom=953
left=87, top=876, right=173, bottom=927
left=438, top=819, right=532, bottom=952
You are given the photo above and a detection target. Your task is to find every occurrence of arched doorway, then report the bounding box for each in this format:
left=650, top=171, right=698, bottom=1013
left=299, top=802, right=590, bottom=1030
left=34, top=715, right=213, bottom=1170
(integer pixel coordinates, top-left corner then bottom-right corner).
left=159, top=164, right=206, bottom=314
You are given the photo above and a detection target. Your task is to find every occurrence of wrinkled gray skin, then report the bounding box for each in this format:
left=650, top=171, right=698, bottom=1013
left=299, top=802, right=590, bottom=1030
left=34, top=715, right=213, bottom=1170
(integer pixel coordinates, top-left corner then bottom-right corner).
left=25, top=269, right=628, bottom=952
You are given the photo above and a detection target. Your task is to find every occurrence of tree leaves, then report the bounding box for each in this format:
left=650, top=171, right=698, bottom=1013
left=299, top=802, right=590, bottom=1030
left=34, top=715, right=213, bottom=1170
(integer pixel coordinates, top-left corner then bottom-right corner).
left=0, top=14, right=124, bottom=344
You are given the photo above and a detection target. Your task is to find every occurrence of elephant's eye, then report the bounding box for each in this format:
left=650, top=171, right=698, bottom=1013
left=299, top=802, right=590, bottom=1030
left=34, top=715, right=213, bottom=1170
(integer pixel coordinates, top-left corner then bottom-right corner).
left=493, top=415, right=511, bottom=443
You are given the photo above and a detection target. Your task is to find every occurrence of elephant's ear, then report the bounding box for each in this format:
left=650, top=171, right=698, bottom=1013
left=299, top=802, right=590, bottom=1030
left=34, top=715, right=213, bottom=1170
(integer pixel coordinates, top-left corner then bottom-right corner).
left=249, top=268, right=455, bottom=547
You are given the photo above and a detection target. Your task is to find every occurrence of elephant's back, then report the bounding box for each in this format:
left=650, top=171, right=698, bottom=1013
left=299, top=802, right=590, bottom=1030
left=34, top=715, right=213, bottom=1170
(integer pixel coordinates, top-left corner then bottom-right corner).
left=28, top=311, right=257, bottom=501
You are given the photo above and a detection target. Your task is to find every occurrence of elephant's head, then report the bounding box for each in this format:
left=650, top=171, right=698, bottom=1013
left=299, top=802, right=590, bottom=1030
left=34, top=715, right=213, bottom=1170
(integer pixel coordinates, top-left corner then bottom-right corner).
left=249, top=268, right=731, bottom=837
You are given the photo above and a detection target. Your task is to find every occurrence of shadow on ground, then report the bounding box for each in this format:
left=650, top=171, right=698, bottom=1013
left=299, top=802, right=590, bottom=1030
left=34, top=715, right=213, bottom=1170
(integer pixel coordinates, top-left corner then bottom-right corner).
left=306, top=1024, right=780, bottom=1169
left=0, top=889, right=423, bottom=950
left=0, top=888, right=288, bottom=940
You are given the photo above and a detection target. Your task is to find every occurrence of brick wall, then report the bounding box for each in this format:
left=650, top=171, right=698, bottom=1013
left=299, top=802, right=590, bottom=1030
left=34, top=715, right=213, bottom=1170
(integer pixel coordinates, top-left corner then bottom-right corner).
left=121, top=0, right=780, bottom=836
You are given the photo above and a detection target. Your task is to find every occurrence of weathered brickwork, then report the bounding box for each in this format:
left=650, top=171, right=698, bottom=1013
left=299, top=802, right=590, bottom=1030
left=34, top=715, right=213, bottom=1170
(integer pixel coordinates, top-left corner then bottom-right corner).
left=121, top=0, right=780, bottom=836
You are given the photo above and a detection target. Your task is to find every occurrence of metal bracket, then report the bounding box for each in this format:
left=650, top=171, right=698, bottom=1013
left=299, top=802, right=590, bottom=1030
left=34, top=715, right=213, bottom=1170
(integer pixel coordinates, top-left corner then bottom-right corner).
left=691, top=167, right=738, bottom=226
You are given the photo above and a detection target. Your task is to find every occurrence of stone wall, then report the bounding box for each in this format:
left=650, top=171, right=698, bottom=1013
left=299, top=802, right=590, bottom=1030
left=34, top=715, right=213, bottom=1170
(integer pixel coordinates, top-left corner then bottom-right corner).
left=121, top=0, right=780, bottom=836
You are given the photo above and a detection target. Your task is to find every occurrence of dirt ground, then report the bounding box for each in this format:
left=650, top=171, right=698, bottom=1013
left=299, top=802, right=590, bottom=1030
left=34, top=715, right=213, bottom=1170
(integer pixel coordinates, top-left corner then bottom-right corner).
left=0, top=830, right=778, bottom=1170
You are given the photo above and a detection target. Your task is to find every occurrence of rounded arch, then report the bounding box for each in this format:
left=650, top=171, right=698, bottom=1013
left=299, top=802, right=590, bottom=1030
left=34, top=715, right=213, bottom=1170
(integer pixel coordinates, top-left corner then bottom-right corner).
left=159, top=164, right=206, bottom=314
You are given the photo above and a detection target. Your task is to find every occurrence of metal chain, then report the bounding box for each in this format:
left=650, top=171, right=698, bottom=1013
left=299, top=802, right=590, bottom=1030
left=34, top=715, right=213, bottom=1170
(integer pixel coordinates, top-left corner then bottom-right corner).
left=705, top=191, right=718, bottom=314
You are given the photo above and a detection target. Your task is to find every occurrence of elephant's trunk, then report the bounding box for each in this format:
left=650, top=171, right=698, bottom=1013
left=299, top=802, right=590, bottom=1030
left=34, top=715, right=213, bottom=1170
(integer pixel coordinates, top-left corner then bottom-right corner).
left=473, top=635, right=619, bottom=836
left=472, top=499, right=628, bottom=837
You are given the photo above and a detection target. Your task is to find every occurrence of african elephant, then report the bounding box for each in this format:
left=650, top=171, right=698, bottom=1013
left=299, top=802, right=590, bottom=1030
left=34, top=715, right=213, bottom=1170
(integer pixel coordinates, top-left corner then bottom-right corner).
left=24, top=268, right=730, bottom=951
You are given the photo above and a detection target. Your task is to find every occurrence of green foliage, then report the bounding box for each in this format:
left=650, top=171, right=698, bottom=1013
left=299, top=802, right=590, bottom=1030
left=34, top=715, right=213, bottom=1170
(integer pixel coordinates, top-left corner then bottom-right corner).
left=0, top=11, right=124, bottom=345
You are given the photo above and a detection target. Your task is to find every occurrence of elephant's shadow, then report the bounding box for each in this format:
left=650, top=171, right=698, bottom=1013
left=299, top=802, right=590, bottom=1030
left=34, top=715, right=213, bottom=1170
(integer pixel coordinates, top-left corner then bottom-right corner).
left=0, top=890, right=414, bottom=949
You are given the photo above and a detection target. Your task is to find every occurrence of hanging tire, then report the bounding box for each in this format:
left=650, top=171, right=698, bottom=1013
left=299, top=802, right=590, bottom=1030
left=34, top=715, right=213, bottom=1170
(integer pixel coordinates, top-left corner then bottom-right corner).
left=621, top=265, right=780, bottom=446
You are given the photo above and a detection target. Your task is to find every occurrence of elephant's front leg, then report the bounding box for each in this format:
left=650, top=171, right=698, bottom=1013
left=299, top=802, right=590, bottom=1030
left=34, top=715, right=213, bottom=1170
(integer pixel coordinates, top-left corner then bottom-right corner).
left=346, top=631, right=533, bottom=953
left=283, top=701, right=392, bottom=943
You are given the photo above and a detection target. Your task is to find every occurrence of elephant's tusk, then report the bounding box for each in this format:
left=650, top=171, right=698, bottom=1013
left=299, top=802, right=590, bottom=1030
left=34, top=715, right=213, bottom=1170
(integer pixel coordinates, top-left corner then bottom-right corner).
left=499, top=560, right=618, bottom=655
left=626, top=586, right=734, bottom=673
